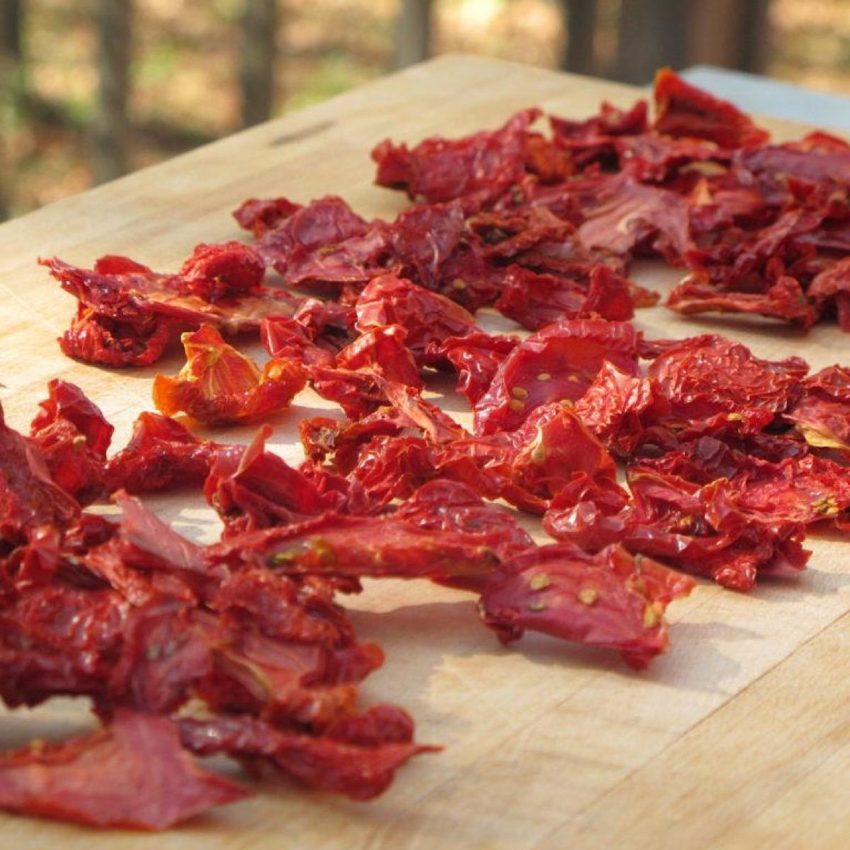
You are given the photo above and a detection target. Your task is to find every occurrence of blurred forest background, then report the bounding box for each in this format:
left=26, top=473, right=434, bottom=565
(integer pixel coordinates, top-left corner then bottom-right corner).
left=2, top=0, right=850, bottom=221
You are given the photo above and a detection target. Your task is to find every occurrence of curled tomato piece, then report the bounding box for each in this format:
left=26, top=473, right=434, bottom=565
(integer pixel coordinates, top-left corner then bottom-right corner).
left=0, top=404, right=80, bottom=546
left=667, top=273, right=818, bottom=328
left=354, top=273, right=476, bottom=361
left=647, top=333, right=807, bottom=433
left=495, top=264, right=638, bottom=330
left=30, top=380, right=113, bottom=503
left=544, top=466, right=810, bottom=591
left=105, top=412, right=226, bottom=494
left=153, top=325, right=306, bottom=426
left=653, top=68, right=769, bottom=149
left=479, top=542, right=694, bottom=669
left=179, top=241, right=265, bottom=301
left=178, top=711, right=436, bottom=801
left=785, top=365, right=850, bottom=451
left=372, top=108, right=542, bottom=207
left=0, top=711, right=248, bottom=830
left=473, top=318, right=640, bottom=436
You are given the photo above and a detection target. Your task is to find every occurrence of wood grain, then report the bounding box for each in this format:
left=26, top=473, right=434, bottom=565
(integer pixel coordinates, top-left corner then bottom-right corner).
left=0, top=55, right=848, bottom=849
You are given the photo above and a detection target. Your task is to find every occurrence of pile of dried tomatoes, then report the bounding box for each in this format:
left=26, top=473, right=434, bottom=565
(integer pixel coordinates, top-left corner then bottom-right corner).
left=2, top=70, right=850, bottom=829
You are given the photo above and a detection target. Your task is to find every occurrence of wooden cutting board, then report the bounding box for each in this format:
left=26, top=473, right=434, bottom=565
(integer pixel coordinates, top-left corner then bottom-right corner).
left=1, top=55, right=849, bottom=850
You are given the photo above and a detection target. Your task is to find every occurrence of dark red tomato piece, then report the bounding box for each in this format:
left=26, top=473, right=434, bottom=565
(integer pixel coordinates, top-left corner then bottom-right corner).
left=371, top=108, right=541, bottom=207
left=473, top=318, right=640, bottom=436
left=105, top=412, right=225, bottom=494
left=575, top=362, right=669, bottom=457
left=354, top=272, right=476, bottom=358
left=785, top=365, right=850, bottom=451
left=653, top=68, right=769, bottom=148
left=647, top=333, right=808, bottom=430
left=179, top=241, right=266, bottom=301
left=179, top=713, right=434, bottom=801
left=667, top=272, right=818, bottom=328
left=436, top=331, right=520, bottom=405
left=29, top=380, right=113, bottom=503
left=577, top=176, right=693, bottom=263
left=807, top=257, right=850, bottom=331
left=479, top=542, right=694, bottom=669
left=0, top=711, right=248, bottom=830
left=0, top=405, right=80, bottom=546
left=233, top=196, right=303, bottom=237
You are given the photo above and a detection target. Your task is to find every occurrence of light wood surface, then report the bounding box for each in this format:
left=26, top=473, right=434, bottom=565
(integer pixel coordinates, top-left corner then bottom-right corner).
left=1, top=55, right=848, bottom=850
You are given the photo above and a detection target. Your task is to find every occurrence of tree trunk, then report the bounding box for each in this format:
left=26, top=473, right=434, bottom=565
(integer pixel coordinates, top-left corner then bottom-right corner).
left=93, top=0, right=132, bottom=184
left=689, top=0, right=771, bottom=72
left=738, top=0, right=771, bottom=73
left=395, top=0, right=432, bottom=69
left=614, top=0, right=688, bottom=84
left=1, top=0, right=22, bottom=62
left=240, top=0, right=279, bottom=127
left=560, top=0, right=597, bottom=75
left=0, top=0, right=24, bottom=219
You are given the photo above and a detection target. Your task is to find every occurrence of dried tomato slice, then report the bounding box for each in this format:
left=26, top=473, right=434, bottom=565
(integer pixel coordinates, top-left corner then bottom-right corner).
left=653, top=68, right=769, bottom=149
left=479, top=542, right=694, bottom=669
left=372, top=108, right=542, bottom=207
left=105, top=412, right=226, bottom=494
left=0, top=711, right=248, bottom=830
left=153, top=324, right=306, bottom=425
left=785, top=365, right=850, bottom=451
left=354, top=272, right=476, bottom=360
left=29, top=380, right=113, bottom=503
left=473, top=318, right=640, bottom=436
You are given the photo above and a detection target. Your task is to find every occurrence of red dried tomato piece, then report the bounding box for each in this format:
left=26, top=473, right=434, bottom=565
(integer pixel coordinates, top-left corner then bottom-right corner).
left=372, top=108, right=541, bottom=207
left=473, top=318, right=640, bottom=436
left=354, top=273, right=476, bottom=360
left=737, top=132, right=850, bottom=186
left=105, top=412, right=226, bottom=494
left=541, top=473, right=631, bottom=552
left=0, top=711, right=248, bottom=830
left=299, top=412, right=402, bottom=472
left=179, top=241, right=265, bottom=301
left=575, top=362, right=669, bottom=457
left=550, top=99, right=649, bottom=168
left=616, top=133, right=730, bottom=183
left=0, top=405, right=79, bottom=547
left=44, top=254, right=298, bottom=335
left=309, top=327, right=423, bottom=420
left=479, top=542, right=694, bottom=669
left=60, top=304, right=175, bottom=368
left=495, top=264, right=638, bottom=330
left=178, top=713, right=434, bottom=801
left=233, top=196, right=303, bottom=237
left=647, top=333, right=808, bottom=432
left=31, top=380, right=113, bottom=457
left=653, top=68, right=769, bottom=149
left=395, top=480, right=534, bottom=563
left=387, top=201, right=467, bottom=288
left=261, top=315, right=336, bottom=367
left=204, top=426, right=340, bottom=533
left=29, top=380, right=113, bottom=503
left=153, top=325, right=306, bottom=425
left=468, top=205, right=576, bottom=260
left=667, top=272, right=818, bottom=328
left=212, top=512, right=502, bottom=592
left=254, top=195, right=387, bottom=291
left=435, top=331, right=520, bottom=405
left=807, top=257, right=850, bottom=331
left=499, top=402, right=618, bottom=512
left=544, top=466, right=810, bottom=591
left=577, top=176, right=693, bottom=263
left=785, top=365, right=850, bottom=451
